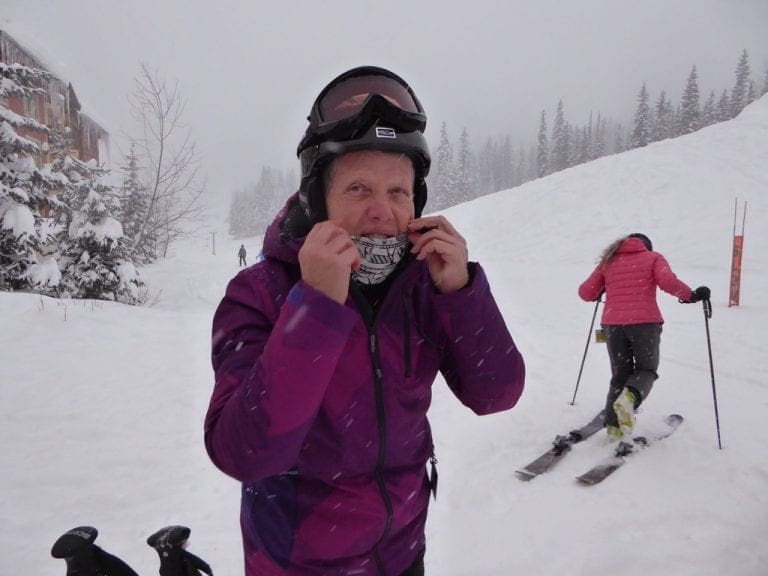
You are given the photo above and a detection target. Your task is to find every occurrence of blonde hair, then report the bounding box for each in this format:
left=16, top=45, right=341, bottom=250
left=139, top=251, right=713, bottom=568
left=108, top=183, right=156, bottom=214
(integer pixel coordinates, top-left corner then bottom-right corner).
left=598, top=236, right=629, bottom=270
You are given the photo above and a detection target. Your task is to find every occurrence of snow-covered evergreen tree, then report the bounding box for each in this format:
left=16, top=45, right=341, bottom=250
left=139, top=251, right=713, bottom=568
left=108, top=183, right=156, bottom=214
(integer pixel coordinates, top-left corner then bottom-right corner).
left=0, top=62, right=57, bottom=291
left=679, top=66, right=701, bottom=135
left=746, top=80, right=756, bottom=106
left=227, top=166, right=296, bottom=239
left=730, top=49, right=751, bottom=118
left=526, top=144, right=537, bottom=180
left=716, top=89, right=730, bottom=122
left=614, top=123, right=626, bottom=154
left=431, top=122, right=456, bottom=210
left=651, top=91, right=674, bottom=142
left=593, top=114, right=607, bottom=159
left=550, top=100, right=569, bottom=172
left=117, top=143, right=155, bottom=263
left=498, top=135, right=514, bottom=190
left=228, top=187, right=255, bottom=238
left=582, top=113, right=593, bottom=163
left=455, top=127, right=477, bottom=204
left=514, top=146, right=525, bottom=185
left=630, top=83, right=652, bottom=148
left=268, top=167, right=293, bottom=222
left=701, top=91, right=717, bottom=128
left=476, top=137, right=497, bottom=196
left=572, top=124, right=589, bottom=166
left=536, top=110, right=549, bottom=178
left=53, top=155, right=143, bottom=303
left=255, top=167, right=283, bottom=231
left=762, top=66, right=768, bottom=97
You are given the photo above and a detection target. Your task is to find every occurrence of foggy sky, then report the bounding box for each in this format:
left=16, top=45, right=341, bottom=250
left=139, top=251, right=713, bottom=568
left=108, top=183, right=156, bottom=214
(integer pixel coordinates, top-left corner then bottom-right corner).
left=2, top=0, right=767, bottom=196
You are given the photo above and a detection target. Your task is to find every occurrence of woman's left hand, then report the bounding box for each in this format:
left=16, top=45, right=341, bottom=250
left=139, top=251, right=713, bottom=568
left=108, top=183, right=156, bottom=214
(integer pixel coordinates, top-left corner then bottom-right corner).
left=407, top=216, right=469, bottom=294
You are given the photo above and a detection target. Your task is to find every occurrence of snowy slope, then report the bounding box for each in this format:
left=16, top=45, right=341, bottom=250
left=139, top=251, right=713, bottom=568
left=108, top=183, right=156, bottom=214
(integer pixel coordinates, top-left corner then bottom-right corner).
left=2, top=97, right=767, bottom=575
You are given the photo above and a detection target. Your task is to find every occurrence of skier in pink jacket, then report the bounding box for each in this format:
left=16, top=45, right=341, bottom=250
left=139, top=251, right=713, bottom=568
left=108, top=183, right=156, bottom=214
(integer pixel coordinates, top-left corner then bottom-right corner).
left=579, top=233, right=709, bottom=438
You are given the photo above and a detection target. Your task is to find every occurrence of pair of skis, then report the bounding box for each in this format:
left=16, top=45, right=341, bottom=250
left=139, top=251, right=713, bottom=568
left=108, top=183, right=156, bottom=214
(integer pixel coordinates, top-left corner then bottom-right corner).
left=516, top=411, right=683, bottom=485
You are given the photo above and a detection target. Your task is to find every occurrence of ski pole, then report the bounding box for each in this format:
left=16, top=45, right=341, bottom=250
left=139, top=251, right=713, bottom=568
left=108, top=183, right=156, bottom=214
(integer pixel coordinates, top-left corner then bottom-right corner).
left=570, top=296, right=601, bottom=405
left=702, top=298, right=722, bottom=449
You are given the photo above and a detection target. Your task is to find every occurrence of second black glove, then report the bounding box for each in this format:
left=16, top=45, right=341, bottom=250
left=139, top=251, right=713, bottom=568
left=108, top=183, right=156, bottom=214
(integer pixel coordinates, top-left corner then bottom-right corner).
left=687, top=286, right=711, bottom=303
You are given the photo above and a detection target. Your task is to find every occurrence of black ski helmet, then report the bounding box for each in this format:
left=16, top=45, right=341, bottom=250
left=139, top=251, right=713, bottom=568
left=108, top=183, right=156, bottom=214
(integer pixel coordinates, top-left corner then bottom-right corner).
left=629, top=232, right=653, bottom=251
left=296, top=66, right=431, bottom=224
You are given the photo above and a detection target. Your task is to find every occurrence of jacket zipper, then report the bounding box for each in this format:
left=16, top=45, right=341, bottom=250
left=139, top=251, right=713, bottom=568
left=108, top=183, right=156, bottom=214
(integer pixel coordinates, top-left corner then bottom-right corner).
left=368, top=326, right=393, bottom=575
left=349, top=283, right=393, bottom=575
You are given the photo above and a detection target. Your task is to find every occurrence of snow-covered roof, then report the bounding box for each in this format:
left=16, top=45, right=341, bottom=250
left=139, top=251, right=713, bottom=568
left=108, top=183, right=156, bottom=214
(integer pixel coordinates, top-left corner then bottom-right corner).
left=0, top=22, right=68, bottom=84
left=0, top=23, right=108, bottom=134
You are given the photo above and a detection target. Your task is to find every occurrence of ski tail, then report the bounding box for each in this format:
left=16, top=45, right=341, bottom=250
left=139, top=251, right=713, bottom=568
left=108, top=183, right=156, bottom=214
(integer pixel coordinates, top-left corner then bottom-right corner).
left=516, top=410, right=606, bottom=480
left=576, top=413, right=683, bottom=485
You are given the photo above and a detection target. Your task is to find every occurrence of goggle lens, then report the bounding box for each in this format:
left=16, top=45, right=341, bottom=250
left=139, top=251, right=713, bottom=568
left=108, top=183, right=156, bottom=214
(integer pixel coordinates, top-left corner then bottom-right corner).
left=318, top=74, right=422, bottom=123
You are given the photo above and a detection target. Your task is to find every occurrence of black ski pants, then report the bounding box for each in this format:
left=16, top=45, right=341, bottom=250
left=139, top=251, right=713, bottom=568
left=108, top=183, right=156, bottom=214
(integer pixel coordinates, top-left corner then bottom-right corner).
left=602, top=323, right=662, bottom=427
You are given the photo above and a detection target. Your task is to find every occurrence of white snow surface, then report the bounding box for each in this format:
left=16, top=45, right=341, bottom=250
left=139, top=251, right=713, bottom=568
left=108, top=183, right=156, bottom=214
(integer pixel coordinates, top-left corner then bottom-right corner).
left=2, top=96, right=768, bottom=575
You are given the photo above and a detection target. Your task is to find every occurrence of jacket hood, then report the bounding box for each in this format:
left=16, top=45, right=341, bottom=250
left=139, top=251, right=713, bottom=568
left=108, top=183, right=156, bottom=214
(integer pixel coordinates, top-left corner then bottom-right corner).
left=262, top=192, right=305, bottom=266
left=619, top=237, right=650, bottom=254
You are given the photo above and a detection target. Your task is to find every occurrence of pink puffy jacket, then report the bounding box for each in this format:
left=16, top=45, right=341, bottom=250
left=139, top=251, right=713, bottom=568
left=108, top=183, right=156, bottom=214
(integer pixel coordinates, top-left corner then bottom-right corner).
left=578, top=237, right=693, bottom=325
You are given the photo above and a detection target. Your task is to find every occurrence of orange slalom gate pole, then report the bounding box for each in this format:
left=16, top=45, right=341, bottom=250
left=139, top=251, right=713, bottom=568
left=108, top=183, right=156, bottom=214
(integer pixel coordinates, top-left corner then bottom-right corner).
left=728, top=236, right=743, bottom=307
left=728, top=199, right=747, bottom=308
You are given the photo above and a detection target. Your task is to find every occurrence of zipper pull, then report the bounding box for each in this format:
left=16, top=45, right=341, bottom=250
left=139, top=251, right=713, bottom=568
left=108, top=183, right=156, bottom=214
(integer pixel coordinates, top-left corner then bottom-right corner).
left=429, top=454, right=438, bottom=501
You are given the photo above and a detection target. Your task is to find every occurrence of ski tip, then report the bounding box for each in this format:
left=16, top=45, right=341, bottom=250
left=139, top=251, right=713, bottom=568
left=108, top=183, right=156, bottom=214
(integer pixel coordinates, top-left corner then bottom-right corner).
left=147, top=525, right=191, bottom=548
left=576, top=471, right=611, bottom=486
left=515, top=469, right=536, bottom=481
left=575, top=457, right=623, bottom=486
left=51, top=526, right=98, bottom=558
left=576, top=475, right=598, bottom=486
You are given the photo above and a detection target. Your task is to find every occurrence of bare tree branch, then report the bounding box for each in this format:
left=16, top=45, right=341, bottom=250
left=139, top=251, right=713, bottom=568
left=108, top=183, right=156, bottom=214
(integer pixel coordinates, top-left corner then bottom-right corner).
left=127, top=63, right=206, bottom=258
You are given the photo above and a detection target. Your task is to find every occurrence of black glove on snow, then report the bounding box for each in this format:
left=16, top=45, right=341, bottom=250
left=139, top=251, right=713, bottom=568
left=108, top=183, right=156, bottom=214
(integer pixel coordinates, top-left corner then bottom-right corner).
left=687, top=286, right=711, bottom=303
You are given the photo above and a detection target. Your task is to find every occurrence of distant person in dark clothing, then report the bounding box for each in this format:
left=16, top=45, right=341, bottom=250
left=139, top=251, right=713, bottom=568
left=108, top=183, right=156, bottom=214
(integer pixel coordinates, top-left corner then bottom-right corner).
left=238, top=244, right=247, bottom=266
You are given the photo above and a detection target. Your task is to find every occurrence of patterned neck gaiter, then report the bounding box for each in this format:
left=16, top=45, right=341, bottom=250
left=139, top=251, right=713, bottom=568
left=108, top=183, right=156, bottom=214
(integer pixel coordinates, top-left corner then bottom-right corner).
left=350, top=234, right=408, bottom=285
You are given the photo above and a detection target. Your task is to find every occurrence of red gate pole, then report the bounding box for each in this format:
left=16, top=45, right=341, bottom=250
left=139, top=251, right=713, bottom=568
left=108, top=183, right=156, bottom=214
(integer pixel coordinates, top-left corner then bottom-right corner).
left=728, top=200, right=747, bottom=308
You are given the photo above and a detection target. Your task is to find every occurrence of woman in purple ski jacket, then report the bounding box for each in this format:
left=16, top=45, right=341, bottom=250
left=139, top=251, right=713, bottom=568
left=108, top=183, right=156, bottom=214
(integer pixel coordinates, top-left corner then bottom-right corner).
left=204, top=66, right=525, bottom=575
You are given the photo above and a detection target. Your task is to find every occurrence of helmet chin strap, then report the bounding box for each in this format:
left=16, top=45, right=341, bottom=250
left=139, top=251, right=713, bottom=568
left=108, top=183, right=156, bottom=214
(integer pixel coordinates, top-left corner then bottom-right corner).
left=350, top=234, right=408, bottom=285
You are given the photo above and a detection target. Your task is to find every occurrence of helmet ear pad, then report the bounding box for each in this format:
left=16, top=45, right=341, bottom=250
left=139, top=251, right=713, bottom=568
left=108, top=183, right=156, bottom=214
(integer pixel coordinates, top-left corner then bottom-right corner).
left=413, top=176, right=427, bottom=217
left=304, top=171, right=329, bottom=223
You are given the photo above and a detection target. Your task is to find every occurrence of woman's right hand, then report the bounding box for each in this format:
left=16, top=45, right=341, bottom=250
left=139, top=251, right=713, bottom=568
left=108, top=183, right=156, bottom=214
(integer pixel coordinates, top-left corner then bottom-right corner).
left=299, top=220, right=361, bottom=304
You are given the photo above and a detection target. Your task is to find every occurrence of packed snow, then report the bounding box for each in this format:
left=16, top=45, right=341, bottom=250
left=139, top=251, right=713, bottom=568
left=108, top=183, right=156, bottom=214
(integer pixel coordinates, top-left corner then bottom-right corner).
left=2, top=97, right=767, bottom=575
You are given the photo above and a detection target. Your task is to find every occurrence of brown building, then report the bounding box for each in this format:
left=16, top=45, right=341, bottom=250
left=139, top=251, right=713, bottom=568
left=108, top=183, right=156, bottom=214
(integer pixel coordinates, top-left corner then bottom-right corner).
left=0, top=28, right=109, bottom=167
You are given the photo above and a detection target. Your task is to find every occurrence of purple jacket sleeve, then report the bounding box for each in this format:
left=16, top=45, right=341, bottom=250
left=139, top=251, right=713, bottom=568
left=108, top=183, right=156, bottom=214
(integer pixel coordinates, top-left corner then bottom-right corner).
left=205, top=272, right=358, bottom=482
left=433, top=263, right=525, bottom=414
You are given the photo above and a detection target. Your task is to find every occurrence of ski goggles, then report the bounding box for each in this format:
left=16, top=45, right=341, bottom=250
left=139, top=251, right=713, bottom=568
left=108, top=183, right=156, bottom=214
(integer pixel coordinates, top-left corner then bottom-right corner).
left=313, top=69, right=425, bottom=124
left=298, top=67, right=428, bottom=157
left=301, top=67, right=426, bottom=144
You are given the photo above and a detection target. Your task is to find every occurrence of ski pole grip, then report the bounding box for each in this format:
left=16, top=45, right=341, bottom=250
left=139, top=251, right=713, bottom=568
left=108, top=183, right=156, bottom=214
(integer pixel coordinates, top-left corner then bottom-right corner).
left=702, top=298, right=712, bottom=319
